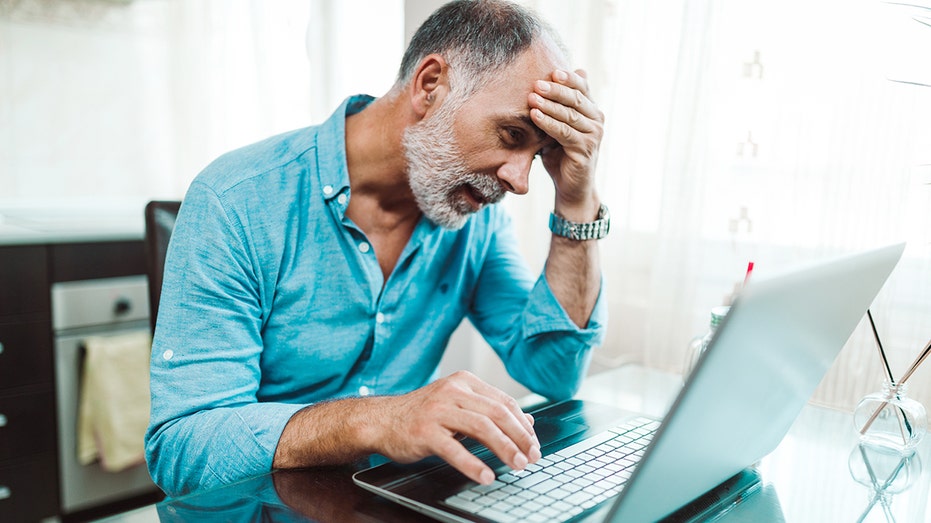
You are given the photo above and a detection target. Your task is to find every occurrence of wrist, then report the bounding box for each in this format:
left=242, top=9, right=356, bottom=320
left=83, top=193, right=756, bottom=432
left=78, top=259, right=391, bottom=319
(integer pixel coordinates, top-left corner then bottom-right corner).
left=353, top=396, right=387, bottom=454
left=553, top=193, right=600, bottom=223
left=549, top=203, right=610, bottom=241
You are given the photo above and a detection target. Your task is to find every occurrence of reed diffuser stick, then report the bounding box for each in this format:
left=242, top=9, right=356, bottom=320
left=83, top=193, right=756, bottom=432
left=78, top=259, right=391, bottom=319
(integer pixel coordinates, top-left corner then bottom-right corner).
left=859, top=310, right=909, bottom=442
left=867, top=310, right=895, bottom=383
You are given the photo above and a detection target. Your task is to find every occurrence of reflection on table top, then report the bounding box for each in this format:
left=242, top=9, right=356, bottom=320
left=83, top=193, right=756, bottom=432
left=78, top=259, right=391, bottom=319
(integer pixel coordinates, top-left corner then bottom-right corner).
left=156, top=365, right=931, bottom=522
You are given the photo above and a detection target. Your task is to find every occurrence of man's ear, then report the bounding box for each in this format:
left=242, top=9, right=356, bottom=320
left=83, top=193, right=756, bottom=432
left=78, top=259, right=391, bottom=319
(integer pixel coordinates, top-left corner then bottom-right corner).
left=409, top=54, right=450, bottom=119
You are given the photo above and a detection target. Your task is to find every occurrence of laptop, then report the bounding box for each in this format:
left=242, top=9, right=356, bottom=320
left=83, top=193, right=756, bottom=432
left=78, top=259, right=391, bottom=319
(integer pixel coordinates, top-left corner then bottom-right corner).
left=353, top=243, right=905, bottom=523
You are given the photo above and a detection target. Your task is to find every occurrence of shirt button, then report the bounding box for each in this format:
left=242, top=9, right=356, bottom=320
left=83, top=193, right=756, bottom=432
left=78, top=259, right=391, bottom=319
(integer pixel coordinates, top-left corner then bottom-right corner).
left=358, top=242, right=371, bottom=253
left=359, top=386, right=371, bottom=396
left=375, top=312, right=385, bottom=324
left=337, top=194, right=347, bottom=205
left=323, top=185, right=334, bottom=196
left=162, top=350, right=174, bottom=361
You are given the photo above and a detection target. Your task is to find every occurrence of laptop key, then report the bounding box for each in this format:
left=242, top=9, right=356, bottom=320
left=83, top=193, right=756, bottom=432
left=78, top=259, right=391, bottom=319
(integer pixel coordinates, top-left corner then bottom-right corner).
left=497, top=472, right=521, bottom=484
left=471, top=480, right=506, bottom=494
left=562, top=490, right=596, bottom=506
left=477, top=506, right=520, bottom=522
left=445, top=496, right=485, bottom=513
left=527, top=478, right=562, bottom=494
left=523, top=499, right=544, bottom=511
left=554, top=430, right=615, bottom=460
left=510, top=506, right=532, bottom=518
left=512, top=471, right=552, bottom=489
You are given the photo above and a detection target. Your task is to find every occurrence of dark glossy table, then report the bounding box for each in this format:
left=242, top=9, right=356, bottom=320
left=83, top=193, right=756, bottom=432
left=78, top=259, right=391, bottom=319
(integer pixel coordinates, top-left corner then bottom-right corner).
left=156, top=366, right=931, bottom=522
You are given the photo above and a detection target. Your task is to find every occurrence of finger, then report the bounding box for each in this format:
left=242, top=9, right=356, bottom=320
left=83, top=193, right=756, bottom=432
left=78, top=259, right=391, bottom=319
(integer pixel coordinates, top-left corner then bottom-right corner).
left=449, top=373, right=540, bottom=463
left=461, top=377, right=540, bottom=452
left=443, top=408, right=533, bottom=472
left=554, top=68, right=591, bottom=98
left=529, top=91, right=598, bottom=136
left=530, top=106, right=583, bottom=148
left=431, top=431, right=497, bottom=485
left=449, top=371, right=535, bottom=434
left=439, top=372, right=541, bottom=467
left=534, top=70, right=600, bottom=118
left=533, top=78, right=601, bottom=123
left=458, top=396, right=541, bottom=468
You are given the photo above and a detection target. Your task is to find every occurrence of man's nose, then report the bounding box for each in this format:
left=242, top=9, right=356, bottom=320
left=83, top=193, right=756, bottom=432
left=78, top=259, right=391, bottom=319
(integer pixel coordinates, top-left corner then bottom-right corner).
left=496, top=152, right=534, bottom=195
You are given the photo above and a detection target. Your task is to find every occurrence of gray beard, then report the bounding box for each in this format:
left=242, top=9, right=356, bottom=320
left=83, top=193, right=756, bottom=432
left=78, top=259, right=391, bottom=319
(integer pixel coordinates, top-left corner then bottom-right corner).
left=402, top=101, right=505, bottom=230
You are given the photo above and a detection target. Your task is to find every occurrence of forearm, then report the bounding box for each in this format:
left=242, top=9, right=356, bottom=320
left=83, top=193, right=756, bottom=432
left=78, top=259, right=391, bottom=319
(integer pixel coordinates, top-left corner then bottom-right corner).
left=273, top=397, right=384, bottom=469
left=274, top=372, right=541, bottom=486
left=544, top=196, right=602, bottom=328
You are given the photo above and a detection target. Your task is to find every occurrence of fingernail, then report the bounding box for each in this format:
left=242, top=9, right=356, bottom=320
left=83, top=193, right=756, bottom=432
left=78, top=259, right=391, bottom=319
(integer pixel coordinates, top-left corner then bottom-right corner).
left=480, top=469, right=495, bottom=485
left=536, top=80, right=550, bottom=92
left=554, top=70, right=569, bottom=81
left=513, top=452, right=528, bottom=471
left=529, top=445, right=541, bottom=462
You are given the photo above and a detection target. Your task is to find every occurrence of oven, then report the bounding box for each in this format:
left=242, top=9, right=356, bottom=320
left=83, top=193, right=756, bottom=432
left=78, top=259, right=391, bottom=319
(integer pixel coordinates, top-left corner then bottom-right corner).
left=51, top=275, right=158, bottom=513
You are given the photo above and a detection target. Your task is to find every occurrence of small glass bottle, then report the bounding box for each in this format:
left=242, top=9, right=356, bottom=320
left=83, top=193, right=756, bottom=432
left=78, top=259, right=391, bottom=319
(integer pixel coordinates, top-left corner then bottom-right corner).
left=854, top=381, right=927, bottom=452
left=683, top=306, right=730, bottom=378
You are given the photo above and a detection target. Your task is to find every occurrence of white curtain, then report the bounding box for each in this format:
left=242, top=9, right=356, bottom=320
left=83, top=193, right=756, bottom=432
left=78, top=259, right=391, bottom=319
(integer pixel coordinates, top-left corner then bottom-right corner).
left=499, top=0, right=931, bottom=411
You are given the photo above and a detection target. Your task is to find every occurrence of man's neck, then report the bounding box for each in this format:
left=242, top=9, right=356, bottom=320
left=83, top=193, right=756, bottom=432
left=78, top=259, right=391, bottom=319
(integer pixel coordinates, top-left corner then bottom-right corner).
left=343, top=92, right=422, bottom=233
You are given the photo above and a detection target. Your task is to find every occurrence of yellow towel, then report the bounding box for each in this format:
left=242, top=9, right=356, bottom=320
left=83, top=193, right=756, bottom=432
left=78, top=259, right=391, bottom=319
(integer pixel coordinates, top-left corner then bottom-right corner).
left=77, top=330, right=152, bottom=472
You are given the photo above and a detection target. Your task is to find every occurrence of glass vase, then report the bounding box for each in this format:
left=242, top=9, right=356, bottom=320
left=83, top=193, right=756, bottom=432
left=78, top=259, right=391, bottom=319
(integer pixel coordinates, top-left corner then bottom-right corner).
left=853, top=381, right=927, bottom=452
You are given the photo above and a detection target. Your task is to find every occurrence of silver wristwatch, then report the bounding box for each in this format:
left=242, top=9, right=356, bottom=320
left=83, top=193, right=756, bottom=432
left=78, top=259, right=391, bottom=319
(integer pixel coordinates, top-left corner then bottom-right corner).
left=548, top=203, right=610, bottom=240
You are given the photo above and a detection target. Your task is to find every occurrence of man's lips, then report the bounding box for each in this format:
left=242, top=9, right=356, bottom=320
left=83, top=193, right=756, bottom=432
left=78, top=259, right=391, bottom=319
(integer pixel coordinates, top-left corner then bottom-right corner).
left=461, top=184, right=488, bottom=211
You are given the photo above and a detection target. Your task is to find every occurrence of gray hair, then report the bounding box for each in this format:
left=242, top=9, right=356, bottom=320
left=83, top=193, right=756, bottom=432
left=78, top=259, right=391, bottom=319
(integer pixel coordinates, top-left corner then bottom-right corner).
left=396, top=0, right=564, bottom=96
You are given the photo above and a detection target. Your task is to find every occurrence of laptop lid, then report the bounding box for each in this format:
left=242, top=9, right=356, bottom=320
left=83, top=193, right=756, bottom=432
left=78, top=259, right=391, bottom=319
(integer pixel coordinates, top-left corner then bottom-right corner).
left=606, top=243, right=905, bottom=522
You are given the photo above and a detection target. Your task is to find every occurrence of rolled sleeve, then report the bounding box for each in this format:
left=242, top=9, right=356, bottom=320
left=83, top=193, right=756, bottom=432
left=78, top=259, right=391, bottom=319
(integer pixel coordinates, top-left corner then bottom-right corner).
left=146, top=403, right=305, bottom=497
left=524, top=271, right=607, bottom=344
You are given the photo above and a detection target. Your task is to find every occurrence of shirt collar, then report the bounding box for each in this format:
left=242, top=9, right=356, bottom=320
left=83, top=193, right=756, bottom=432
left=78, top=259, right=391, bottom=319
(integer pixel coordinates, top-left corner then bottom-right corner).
left=315, top=94, right=375, bottom=202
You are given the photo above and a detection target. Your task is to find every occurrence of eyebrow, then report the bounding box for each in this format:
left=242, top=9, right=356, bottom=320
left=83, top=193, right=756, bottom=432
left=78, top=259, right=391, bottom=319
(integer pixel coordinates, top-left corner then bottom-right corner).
left=516, top=115, right=550, bottom=144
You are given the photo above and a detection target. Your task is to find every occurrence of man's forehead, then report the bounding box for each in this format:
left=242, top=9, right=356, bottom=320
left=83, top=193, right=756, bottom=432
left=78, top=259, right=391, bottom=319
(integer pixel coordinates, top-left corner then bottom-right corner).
left=471, top=39, right=567, bottom=90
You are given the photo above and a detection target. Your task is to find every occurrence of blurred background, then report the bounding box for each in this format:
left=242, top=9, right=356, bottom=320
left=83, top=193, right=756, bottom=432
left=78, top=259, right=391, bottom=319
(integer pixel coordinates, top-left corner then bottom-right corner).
left=2, top=0, right=930, bottom=413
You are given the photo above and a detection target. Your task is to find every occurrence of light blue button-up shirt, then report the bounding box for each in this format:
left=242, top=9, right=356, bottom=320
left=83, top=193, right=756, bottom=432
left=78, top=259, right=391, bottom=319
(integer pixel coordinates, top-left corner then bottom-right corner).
left=145, top=95, right=607, bottom=497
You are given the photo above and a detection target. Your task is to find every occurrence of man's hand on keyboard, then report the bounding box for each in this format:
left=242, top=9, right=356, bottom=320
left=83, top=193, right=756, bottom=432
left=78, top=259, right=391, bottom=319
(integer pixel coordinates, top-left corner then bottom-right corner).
left=372, top=371, right=541, bottom=485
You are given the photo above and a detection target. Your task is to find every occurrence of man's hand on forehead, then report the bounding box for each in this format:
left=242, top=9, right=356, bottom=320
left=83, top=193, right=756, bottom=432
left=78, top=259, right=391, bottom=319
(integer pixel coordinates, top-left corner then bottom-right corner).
left=527, top=68, right=604, bottom=210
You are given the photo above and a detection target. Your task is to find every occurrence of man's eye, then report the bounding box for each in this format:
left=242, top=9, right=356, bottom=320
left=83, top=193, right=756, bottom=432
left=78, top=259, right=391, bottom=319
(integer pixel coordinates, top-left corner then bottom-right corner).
left=502, top=128, right=524, bottom=145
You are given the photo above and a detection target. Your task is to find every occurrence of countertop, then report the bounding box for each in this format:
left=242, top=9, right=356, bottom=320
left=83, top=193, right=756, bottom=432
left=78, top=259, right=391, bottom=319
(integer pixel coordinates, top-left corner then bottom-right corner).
left=0, top=206, right=145, bottom=245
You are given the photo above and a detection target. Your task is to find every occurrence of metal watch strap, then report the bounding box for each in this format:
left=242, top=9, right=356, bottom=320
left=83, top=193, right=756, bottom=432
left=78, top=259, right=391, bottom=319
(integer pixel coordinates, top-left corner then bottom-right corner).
left=548, top=203, right=610, bottom=240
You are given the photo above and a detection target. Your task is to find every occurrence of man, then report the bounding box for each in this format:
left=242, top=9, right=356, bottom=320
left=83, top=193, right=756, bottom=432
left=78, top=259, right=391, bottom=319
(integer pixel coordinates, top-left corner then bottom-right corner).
left=145, top=0, right=608, bottom=497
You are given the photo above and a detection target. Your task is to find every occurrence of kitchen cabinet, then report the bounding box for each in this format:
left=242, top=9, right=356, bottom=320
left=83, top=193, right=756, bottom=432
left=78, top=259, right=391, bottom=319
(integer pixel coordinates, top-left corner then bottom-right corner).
left=0, top=240, right=160, bottom=521
left=0, top=244, right=58, bottom=521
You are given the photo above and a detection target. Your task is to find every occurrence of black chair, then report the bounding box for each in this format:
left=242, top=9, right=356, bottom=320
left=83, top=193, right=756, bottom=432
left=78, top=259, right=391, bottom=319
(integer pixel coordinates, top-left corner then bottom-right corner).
left=144, top=201, right=182, bottom=334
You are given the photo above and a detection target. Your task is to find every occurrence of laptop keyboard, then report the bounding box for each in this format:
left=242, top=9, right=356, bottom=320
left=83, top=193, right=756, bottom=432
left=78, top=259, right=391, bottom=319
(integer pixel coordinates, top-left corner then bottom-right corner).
left=443, top=416, right=659, bottom=523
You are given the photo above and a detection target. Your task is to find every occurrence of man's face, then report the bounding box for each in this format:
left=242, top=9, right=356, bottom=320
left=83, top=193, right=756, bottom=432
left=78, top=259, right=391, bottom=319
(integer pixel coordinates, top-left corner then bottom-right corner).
left=403, top=42, right=564, bottom=230
left=403, top=91, right=506, bottom=230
